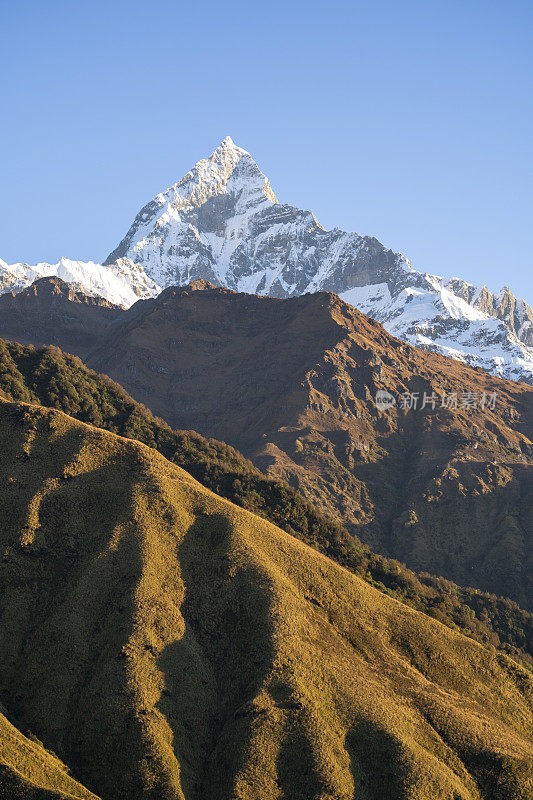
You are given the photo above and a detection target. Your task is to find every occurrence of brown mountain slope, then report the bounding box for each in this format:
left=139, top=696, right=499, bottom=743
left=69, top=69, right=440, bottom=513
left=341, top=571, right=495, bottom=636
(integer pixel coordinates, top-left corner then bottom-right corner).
left=0, top=277, right=122, bottom=358
left=0, top=339, right=530, bottom=664
left=86, top=282, right=533, bottom=609
left=0, top=399, right=532, bottom=800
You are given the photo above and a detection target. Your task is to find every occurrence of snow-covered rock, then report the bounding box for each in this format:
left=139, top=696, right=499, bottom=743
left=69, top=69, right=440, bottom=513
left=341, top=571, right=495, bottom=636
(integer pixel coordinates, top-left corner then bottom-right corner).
left=0, top=256, right=160, bottom=308
left=103, top=136, right=533, bottom=383
left=2, top=136, right=532, bottom=382
left=339, top=280, right=533, bottom=382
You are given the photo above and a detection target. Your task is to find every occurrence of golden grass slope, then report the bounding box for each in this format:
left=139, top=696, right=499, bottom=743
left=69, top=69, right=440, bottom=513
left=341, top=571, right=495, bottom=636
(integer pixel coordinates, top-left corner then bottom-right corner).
left=0, top=709, right=100, bottom=798
left=0, top=400, right=531, bottom=800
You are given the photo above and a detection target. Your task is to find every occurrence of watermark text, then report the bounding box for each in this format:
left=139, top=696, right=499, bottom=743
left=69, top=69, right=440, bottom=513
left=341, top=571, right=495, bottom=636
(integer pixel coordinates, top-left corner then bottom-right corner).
left=375, top=389, right=498, bottom=412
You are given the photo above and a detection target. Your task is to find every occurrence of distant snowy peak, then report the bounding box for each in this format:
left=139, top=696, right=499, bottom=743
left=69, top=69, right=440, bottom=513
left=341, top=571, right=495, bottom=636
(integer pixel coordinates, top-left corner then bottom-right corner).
left=443, top=278, right=533, bottom=348
left=339, top=277, right=533, bottom=383
left=2, top=136, right=532, bottom=385
left=0, top=257, right=160, bottom=308
left=104, top=136, right=278, bottom=273
left=98, top=136, right=532, bottom=384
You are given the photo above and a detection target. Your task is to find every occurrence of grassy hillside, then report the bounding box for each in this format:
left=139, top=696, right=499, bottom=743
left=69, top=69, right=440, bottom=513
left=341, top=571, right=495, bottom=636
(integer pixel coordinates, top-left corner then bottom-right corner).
left=0, top=708, right=100, bottom=798
left=84, top=284, right=533, bottom=609
left=0, top=338, right=531, bottom=667
left=0, top=399, right=531, bottom=799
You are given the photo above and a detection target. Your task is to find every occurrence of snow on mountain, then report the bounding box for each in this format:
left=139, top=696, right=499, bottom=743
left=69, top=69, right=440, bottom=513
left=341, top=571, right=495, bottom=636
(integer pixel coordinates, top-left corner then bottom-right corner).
left=104, top=136, right=415, bottom=300
left=2, top=136, right=532, bottom=383
left=102, top=136, right=533, bottom=383
left=340, top=279, right=533, bottom=382
left=0, top=256, right=160, bottom=308
left=105, top=136, right=278, bottom=287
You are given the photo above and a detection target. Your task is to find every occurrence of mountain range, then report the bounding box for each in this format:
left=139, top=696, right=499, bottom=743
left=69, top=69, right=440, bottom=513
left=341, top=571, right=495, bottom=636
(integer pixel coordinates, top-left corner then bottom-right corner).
left=1, top=138, right=533, bottom=799
left=1, top=137, right=532, bottom=383
left=2, top=276, right=531, bottom=610
left=1, top=333, right=530, bottom=664
left=86, top=281, right=533, bottom=610
left=0, top=399, right=531, bottom=799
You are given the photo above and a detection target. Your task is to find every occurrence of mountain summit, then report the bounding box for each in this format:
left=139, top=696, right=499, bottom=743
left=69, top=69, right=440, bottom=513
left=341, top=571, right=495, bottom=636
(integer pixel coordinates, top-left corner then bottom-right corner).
left=102, top=137, right=533, bottom=382
left=1, top=137, right=532, bottom=382
left=104, top=136, right=279, bottom=283
left=107, top=135, right=389, bottom=297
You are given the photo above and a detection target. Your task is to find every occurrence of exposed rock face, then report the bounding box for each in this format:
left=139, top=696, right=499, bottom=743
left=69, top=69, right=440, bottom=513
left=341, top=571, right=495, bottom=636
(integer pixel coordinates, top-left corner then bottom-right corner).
left=0, top=276, right=123, bottom=357
left=87, top=283, right=533, bottom=609
left=2, top=137, right=532, bottom=381
left=103, top=136, right=533, bottom=383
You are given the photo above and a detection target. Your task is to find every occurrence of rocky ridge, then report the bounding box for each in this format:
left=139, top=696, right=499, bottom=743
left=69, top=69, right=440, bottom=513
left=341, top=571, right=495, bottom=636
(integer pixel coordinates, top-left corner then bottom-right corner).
left=1, top=136, right=532, bottom=382
left=85, top=282, right=533, bottom=609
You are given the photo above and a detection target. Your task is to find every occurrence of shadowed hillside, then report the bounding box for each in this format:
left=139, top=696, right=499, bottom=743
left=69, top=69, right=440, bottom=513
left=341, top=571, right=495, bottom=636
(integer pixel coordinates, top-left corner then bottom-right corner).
left=0, top=708, right=100, bottom=798
left=0, top=338, right=531, bottom=664
left=85, top=283, right=533, bottom=609
left=0, top=400, right=531, bottom=799
left=0, top=277, right=122, bottom=358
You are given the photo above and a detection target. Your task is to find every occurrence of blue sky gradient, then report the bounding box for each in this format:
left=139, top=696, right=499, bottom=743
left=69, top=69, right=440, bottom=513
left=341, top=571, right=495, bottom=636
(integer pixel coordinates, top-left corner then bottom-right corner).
left=1, top=0, right=532, bottom=299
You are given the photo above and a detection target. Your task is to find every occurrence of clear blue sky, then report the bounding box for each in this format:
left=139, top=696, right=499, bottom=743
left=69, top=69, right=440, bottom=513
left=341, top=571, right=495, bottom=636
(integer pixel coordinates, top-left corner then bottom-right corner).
left=2, top=0, right=532, bottom=300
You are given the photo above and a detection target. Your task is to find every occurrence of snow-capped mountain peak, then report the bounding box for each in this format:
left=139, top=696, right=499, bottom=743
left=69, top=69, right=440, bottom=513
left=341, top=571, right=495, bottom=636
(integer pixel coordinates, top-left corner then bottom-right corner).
left=104, top=137, right=278, bottom=277
left=100, top=138, right=532, bottom=382
left=1, top=137, right=531, bottom=383
left=160, top=135, right=278, bottom=209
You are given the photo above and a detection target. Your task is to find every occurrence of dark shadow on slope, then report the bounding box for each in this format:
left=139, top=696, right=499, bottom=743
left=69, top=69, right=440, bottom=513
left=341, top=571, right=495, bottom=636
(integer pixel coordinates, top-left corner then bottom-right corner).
left=0, top=761, right=94, bottom=800
left=156, top=512, right=277, bottom=800
left=345, top=720, right=410, bottom=800
left=275, top=717, right=332, bottom=800
left=0, top=407, right=161, bottom=800
left=415, top=702, right=533, bottom=800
